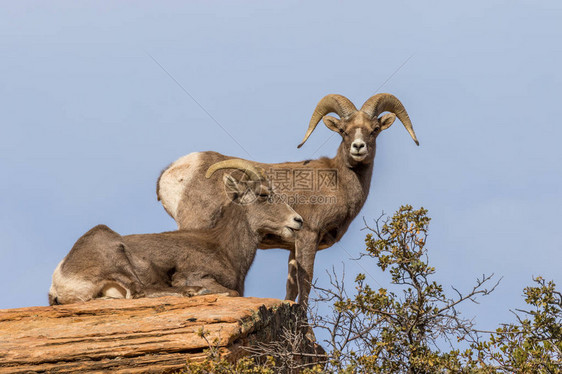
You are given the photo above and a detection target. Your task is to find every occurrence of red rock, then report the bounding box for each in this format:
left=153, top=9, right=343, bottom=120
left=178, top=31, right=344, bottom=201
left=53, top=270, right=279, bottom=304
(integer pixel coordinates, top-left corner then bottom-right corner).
left=0, top=295, right=318, bottom=373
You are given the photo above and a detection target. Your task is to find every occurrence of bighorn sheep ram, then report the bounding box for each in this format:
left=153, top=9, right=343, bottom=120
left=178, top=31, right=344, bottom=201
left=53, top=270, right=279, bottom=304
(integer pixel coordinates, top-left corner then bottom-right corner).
left=49, top=160, right=303, bottom=305
left=157, top=93, right=418, bottom=306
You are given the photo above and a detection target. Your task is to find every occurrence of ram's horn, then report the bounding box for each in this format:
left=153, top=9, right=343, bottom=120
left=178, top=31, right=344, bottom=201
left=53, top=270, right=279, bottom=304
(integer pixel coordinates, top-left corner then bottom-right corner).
left=360, top=93, right=419, bottom=145
left=297, top=94, right=357, bottom=148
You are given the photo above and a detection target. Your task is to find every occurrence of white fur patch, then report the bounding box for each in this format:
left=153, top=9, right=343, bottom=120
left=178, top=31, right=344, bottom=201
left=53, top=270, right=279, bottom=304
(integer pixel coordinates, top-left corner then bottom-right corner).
left=50, top=261, right=98, bottom=304
left=354, top=128, right=364, bottom=143
left=101, top=283, right=130, bottom=299
left=159, top=152, right=202, bottom=220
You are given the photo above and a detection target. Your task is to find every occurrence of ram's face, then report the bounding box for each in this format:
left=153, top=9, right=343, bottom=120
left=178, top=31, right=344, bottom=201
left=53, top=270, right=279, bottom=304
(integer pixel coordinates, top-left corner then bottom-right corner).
left=323, top=111, right=396, bottom=166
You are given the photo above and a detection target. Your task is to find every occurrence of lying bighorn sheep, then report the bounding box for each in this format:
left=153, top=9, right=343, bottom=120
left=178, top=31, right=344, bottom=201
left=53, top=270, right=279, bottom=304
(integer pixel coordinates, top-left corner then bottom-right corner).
left=157, top=93, right=418, bottom=306
left=49, top=160, right=303, bottom=305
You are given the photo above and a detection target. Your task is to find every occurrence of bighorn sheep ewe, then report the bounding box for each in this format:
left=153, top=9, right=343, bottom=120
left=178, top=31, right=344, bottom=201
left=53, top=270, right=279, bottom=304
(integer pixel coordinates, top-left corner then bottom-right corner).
left=157, top=93, right=418, bottom=306
left=49, top=160, right=303, bottom=305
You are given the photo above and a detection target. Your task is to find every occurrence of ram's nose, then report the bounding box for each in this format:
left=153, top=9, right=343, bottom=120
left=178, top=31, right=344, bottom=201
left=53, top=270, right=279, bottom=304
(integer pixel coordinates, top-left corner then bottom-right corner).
left=352, top=140, right=366, bottom=151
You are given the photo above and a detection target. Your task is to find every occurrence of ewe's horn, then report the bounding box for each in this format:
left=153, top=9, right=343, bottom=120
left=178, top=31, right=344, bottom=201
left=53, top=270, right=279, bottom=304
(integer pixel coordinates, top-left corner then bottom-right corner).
left=297, top=94, right=357, bottom=148
left=205, top=159, right=264, bottom=181
left=360, top=93, right=419, bottom=146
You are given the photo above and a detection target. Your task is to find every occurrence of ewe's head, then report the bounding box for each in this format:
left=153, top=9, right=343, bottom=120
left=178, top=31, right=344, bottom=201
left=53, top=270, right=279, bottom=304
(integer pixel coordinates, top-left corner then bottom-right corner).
left=298, top=94, right=419, bottom=166
left=206, top=160, right=303, bottom=239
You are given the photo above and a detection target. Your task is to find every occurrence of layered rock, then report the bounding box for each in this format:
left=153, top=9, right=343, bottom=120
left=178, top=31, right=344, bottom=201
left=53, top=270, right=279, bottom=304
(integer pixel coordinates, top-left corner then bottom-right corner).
left=0, top=295, right=318, bottom=373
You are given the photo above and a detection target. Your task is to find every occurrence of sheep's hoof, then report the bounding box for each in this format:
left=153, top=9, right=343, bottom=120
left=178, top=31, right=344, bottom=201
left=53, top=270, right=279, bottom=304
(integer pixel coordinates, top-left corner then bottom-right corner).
left=182, top=286, right=205, bottom=297
left=217, top=291, right=239, bottom=297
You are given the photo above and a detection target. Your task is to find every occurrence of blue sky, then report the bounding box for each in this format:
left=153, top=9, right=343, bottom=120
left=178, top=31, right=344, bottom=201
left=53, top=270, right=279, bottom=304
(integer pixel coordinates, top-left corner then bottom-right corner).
left=1, top=1, right=561, bottom=336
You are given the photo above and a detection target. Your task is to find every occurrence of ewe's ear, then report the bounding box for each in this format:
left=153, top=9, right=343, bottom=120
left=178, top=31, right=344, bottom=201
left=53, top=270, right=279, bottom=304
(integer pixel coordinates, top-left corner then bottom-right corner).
left=323, top=115, right=343, bottom=133
left=223, top=174, right=243, bottom=199
left=379, top=113, right=397, bottom=130
left=223, top=174, right=256, bottom=204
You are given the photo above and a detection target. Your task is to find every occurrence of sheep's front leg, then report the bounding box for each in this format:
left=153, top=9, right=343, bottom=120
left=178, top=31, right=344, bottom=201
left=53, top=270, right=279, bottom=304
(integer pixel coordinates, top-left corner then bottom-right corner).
left=142, top=285, right=205, bottom=298
left=193, top=278, right=239, bottom=297
left=173, top=273, right=239, bottom=297
left=291, top=230, right=319, bottom=307
left=285, top=249, right=298, bottom=301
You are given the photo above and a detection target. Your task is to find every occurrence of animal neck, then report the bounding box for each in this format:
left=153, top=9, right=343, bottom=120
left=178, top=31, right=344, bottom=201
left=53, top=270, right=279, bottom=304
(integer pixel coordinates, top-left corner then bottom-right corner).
left=333, top=142, right=375, bottom=197
left=211, top=204, right=260, bottom=275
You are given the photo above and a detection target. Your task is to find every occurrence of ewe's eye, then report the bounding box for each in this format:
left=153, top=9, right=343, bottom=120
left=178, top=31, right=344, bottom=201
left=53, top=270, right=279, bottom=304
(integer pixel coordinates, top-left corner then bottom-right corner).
left=258, top=193, right=273, bottom=203
left=258, top=191, right=271, bottom=200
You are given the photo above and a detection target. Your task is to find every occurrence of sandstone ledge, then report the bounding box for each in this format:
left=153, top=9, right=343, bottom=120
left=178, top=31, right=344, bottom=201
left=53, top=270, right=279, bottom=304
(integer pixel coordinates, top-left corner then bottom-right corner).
left=0, top=295, right=316, bottom=373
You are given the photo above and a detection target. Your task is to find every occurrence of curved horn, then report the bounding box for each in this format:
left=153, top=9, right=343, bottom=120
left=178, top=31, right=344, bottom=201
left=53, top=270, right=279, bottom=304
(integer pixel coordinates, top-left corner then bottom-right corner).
left=205, top=159, right=264, bottom=181
left=297, top=94, right=357, bottom=148
left=361, top=93, right=419, bottom=146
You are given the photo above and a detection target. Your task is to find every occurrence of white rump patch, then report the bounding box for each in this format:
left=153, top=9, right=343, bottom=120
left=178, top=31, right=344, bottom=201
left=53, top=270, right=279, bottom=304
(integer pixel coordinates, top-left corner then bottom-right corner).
left=159, top=152, right=202, bottom=220
left=50, top=261, right=99, bottom=304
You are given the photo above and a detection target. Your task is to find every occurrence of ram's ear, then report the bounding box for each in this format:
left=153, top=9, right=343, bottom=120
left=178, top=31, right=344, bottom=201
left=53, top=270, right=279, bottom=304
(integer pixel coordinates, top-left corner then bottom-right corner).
left=323, top=115, right=343, bottom=133
left=379, top=113, right=396, bottom=130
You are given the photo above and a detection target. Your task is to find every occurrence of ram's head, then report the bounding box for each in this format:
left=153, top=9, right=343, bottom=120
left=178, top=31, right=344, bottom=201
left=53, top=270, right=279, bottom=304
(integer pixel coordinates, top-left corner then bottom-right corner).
left=298, top=93, right=419, bottom=166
